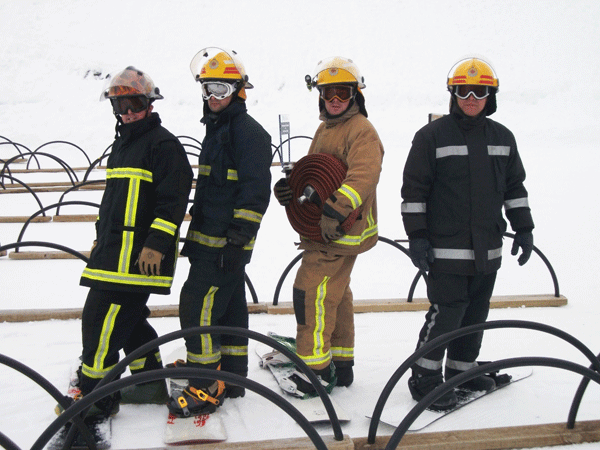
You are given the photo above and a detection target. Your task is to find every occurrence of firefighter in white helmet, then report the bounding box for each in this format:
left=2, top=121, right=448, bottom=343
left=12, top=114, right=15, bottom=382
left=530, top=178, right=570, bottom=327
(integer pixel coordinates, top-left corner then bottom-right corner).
left=168, top=48, right=272, bottom=418
left=401, top=56, right=534, bottom=410
left=273, top=56, right=384, bottom=397
left=72, top=67, right=193, bottom=421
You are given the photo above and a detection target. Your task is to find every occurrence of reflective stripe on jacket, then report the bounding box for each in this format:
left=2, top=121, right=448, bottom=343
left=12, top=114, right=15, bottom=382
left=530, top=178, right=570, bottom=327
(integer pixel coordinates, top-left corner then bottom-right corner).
left=401, top=112, right=534, bottom=275
left=80, top=113, right=193, bottom=294
left=300, top=103, right=384, bottom=256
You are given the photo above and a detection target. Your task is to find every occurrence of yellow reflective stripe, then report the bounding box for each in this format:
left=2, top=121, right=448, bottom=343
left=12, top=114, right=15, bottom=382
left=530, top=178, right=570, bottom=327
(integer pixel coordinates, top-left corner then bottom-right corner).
left=106, top=168, right=153, bottom=273
left=298, top=276, right=331, bottom=367
left=151, top=217, right=177, bottom=236
left=233, top=208, right=263, bottom=224
left=81, top=268, right=173, bottom=288
left=82, top=304, right=121, bottom=379
left=186, top=230, right=256, bottom=250
left=106, top=167, right=153, bottom=182
left=189, top=286, right=221, bottom=365
left=198, top=165, right=211, bottom=177
left=227, top=169, right=238, bottom=181
left=299, top=350, right=332, bottom=367
left=186, top=230, right=227, bottom=248
left=331, top=346, right=354, bottom=359
left=338, top=184, right=362, bottom=209
left=221, top=345, right=248, bottom=356
left=129, top=357, right=146, bottom=372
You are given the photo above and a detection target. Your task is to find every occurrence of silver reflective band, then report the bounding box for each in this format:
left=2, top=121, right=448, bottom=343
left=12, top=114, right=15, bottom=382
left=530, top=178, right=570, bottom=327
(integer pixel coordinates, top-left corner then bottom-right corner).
left=504, top=197, right=529, bottom=210
left=401, top=202, right=426, bottom=213
left=436, top=145, right=468, bottom=159
left=432, top=247, right=503, bottom=260
left=201, top=81, right=236, bottom=100
left=488, top=145, right=510, bottom=156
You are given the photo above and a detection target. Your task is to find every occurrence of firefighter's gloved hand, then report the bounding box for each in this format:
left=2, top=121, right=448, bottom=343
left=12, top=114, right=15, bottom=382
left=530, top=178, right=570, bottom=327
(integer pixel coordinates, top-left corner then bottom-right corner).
left=273, top=178, right=293, bottom=206
left=409, top=238, right=434, bottom=272
left=319, top=214, right=344, bottom=243
left=138, top=247, right=164, bottom=276
left=511, top=231, right=533, bottom=266
left=218, top=241, right=245, bottom=273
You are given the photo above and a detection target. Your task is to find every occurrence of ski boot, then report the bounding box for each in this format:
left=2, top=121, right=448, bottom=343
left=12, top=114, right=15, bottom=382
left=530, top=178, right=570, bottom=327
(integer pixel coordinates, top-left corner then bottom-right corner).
left=167, top=359, right=245, bottom=399
left=445, top=365, right=497, bottom=393
left=284, top=362, right=337, bottom=398
left=167, top=380, right=226, bottom=417
left=408, top=368, right=457, bottom=411
left=120, top=379, right=169, bottom=404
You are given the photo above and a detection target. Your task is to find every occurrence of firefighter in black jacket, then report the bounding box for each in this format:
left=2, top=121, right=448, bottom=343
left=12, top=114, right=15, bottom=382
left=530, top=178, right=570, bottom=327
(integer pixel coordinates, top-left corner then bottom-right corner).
left=401, top=57, right=534, bottom=411
left=167, top=48, right=272, bottom=418
left=76, top=67, right=193, bottom=416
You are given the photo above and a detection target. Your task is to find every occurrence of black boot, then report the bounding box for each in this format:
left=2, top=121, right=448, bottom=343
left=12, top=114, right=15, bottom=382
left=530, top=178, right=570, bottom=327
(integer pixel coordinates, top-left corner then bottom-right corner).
left=334, top=360, right=354, bottom=387
left=408, top=368, right=457, bottom=411
left=445, top=366, right=496, bottom=392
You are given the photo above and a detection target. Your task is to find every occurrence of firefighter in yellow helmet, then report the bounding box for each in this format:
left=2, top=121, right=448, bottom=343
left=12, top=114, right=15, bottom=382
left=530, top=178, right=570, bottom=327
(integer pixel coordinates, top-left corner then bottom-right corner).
left=167, top=48, right=272, bottom=418
left=401, top=56, right=534, bottom=410
left=272, top=56, right=384, bottom=397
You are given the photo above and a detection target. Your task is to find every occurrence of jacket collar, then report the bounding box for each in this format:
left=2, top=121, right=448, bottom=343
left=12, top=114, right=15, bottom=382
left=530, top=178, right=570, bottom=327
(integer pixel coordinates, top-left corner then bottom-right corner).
left=319, top=101, right=361, bottom=128
left=116, top=112, right=161, bottom=142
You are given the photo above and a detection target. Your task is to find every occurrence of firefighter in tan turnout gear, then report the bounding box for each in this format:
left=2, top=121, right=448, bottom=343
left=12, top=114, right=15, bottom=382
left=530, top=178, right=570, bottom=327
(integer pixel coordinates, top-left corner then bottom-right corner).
left=274, top=56, right=384, bottom=396
left=76, top=66, right=193, bottom=416
left=401, top=57, right=535, bottom=411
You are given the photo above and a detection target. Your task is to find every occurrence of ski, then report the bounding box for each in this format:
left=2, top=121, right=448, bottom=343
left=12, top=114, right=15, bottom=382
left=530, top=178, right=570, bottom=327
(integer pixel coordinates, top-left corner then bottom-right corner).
left=47, top=358, right=111, bottom=449
left=372, top=367, right=532, bottom=432
left=256, top=332, right=351, bottom=424
left=163, top=377, right=227, bottom=445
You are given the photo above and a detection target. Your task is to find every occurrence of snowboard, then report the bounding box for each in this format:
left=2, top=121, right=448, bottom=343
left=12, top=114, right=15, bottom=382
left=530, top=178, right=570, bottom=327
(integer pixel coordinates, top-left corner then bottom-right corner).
left=256, top=332, right=351, bottom=424
left=372, top=367, right=532, bottom=432
left=47, top=358, right=111, bottom=449
left=164, top=363, right=227, bottom=445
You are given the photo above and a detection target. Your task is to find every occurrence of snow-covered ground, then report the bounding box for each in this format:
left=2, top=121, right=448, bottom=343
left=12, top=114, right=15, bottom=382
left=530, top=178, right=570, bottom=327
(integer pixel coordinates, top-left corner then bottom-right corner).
left=1, top=1, right=600, bottom=449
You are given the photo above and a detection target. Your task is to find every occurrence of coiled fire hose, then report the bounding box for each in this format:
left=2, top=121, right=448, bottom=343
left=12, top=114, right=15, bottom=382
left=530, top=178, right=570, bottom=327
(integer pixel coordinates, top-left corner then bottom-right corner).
left=286, top=153, right=361, bottom=243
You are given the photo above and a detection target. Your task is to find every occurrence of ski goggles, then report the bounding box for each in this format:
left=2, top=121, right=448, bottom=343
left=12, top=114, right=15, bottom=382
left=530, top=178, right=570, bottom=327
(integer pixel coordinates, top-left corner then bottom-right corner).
left=453, top=85, right=490, bottom=100
left=201, top=81, right=237, bottom=100
left=110, top=96, right=149, bottom=115
left=319, top=85, right=354, bottom=103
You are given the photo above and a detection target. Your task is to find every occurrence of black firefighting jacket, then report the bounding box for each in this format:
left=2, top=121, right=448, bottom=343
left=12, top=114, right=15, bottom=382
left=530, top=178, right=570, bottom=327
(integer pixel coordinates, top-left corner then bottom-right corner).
left=81, top=113, right=193, bottom=294
left=401, top=108, right=534, bottom=275
left=181, top=100, right=271, bottom=264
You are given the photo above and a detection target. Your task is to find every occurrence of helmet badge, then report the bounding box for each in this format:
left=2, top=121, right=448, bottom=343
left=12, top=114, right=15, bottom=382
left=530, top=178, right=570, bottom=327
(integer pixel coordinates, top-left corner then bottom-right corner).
left=468, top=66, right=478, bottom=78
left=328, top=68, right=339, bottom=77
left=209, top=58, right=219, bottom=70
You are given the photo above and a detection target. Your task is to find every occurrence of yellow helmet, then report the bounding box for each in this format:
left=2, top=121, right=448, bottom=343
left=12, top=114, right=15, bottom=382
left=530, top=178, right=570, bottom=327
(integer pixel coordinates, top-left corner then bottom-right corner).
left=447, top=57, right=499, bottom=90
left=190, top=47, right=253, bottom=88
left=100, top=66, right=163, bottom=101
left=306, top=56, right=366, bottom=90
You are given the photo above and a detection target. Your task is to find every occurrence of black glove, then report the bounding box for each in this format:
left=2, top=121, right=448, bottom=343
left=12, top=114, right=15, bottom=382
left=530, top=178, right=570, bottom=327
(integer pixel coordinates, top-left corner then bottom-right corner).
left=273, top=178, right=293, bottom=206
left=511, top=231, right=533, bottom=266
left=409, top=238, right=434, bottom=272
left=218, top=241, right=245, bottom=273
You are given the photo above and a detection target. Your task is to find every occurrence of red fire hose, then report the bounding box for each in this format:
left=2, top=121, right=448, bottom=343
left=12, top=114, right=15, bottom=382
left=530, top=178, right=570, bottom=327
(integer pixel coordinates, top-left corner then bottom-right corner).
left=286, top=153, right=361, bottom=243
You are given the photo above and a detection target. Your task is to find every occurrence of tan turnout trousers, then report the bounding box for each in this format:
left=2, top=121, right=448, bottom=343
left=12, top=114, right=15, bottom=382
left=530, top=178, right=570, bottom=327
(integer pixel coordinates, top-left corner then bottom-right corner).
left=293, top=250, right=357, bottom=371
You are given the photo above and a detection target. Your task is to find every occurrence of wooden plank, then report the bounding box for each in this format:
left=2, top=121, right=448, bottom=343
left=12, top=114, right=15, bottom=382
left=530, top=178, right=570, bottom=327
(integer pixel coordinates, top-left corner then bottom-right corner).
left=52, top=214, right=98, bottom=222
left=0, top=295, right=563, bottom=323
left=0, top=216, right=52, bottom=223
left=353, top=420, right=600, bottom=450
left=267, top=295, right=568, bottom=315
left=0, top=303, right=268, bottom=322
left=9, top=250, right=91, bottom=260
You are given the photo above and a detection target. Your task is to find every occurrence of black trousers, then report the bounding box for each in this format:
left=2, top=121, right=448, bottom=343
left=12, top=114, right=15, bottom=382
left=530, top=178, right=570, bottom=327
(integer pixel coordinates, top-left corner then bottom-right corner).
left=80, top=288, right=162, bottom=394
left=414, top=271, right=497, bottom=373
left=179, top=255, right=248, bottom=387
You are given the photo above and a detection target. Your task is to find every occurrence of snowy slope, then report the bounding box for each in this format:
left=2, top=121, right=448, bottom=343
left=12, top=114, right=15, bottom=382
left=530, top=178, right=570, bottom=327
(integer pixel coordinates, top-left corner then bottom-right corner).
left=1, top=0, right=600, bottom=449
